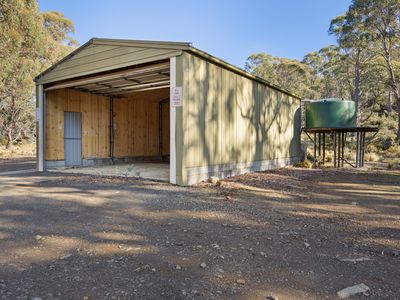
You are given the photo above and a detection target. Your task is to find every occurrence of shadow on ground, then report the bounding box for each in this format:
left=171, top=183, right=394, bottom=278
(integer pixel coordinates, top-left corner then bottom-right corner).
left=0, top=168, right=399, bottom=299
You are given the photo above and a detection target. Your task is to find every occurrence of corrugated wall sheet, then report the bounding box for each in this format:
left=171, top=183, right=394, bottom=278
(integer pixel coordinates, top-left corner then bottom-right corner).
left=38, top=44, right=181, bottom=84
left=182, top=52, right=301, bottom=170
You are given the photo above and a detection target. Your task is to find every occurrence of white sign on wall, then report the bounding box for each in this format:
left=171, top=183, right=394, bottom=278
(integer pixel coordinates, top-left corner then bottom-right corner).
left=171, top=86, right=183, bottom=107
left=36, top=107, right=41, bottom=121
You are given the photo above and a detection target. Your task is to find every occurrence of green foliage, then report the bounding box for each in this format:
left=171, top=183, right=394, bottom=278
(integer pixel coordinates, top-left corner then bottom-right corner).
left=0, top=0, right=77, bottom=149
left=345, top=0, right=400, bottom=137
left=365, top=112, right=398, bottom=151
left=245, top=53, right=316, bottom=98
left=42, top=11, right=79, bottom=64
left=385, top=144, right=400, bottom=159
left=246, top=0, right=400, bottom=150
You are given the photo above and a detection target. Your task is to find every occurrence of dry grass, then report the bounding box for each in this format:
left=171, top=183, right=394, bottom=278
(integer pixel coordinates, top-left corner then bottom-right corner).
left=365, top=152, right=380, bottom=162
left=0, top=143, right=36, bottom=159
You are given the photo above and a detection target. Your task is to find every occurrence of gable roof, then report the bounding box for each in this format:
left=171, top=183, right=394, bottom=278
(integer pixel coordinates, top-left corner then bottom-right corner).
left=35, top=38, right=300, bottom=99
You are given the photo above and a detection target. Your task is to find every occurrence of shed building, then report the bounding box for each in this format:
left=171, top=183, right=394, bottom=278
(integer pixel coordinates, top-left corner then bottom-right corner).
left=35, top=38, right=301, bottom=185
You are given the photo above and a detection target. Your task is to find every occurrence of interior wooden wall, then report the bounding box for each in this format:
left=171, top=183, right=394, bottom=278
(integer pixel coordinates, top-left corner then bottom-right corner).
left=113, top=88, right=170, bottom=158
left=161, top=101, right=170, bottom=156
left=45, top=88, right=110, bottom=161
left=45, top=87, right=170, bottom=162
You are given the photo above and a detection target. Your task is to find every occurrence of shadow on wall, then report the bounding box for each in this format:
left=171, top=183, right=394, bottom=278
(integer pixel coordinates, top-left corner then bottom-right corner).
left=290, top=107, right=302, bottom=158
left=237, top=84, right=299, bottom=163
left=186, top=59, right=227, bottom=167
left=184, top=53, right=300, bottom=170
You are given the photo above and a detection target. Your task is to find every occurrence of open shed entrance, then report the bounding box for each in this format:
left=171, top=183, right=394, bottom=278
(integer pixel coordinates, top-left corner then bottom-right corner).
left=44, top=60, right=171, bottom=181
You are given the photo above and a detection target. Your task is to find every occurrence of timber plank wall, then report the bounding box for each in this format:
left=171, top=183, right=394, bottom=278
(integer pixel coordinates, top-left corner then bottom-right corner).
left=113, top=88, right=169, bottom=157
left=45, top=88, right=169, bottom=161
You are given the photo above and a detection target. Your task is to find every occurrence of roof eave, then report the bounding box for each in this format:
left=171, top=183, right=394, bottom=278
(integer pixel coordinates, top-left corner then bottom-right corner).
left=34, top=38, right=191, bottom=84
left=34, top=39, right=95, bottom=83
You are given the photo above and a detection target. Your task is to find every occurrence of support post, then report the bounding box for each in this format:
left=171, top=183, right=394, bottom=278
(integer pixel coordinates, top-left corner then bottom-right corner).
left=341, top=132, right=345, bottom=167
left=313, top=132, right=317, bottom=165
left=109, top=96, right=114, bottom=163
left=337, top=132, right=341, bottom=168
left=318, top=133, right=321, bottom=157
left=322, top=133, right=325, bottom=163
left=361, top=132, right=366, bottom=167
left=169, top=56, right=184, bottom=185
left=170, top=57, right=177, bottom=184
left=358, top=132, right=362, bottom=168
left=333, top=132, right=337, bottom=167
left=356, top=131, right=359, bottom=168
left=159, top=100, right=163, bottom=157
left=36, top=84, right=45, bottom=171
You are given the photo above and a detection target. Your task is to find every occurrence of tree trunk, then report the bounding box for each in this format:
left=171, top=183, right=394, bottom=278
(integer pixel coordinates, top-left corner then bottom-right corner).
left=397, top=92, right=400, bottom=140
left=388, top=91, right=393, bottom=113
left=353, top=50, right=362, bottom=126
left=6, top=129, right=13, bottom=150
left=391, top=88, right=400, bottom=140
left=387, top=69, right=400, bottom=140
left=382, top=46, right=400, bottom=140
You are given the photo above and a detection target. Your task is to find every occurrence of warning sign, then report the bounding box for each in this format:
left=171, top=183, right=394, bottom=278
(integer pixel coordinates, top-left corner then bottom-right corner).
left=171, top=87, right=183, bottom=107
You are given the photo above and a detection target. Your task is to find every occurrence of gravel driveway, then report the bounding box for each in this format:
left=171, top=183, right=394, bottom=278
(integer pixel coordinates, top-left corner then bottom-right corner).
left=0, top=168, right=399, bottom=299
left=0, top=158, right=36, bottom=173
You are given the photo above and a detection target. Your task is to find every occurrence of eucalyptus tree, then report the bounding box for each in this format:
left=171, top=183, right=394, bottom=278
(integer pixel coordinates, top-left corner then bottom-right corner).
left=245, top=53, right=315, bottom=98
left=329, top=6, right=375, bottom=125
left=349, top=0, right=400, bottom=139
left=0, top=0, right=76, bottom=149
left=303, top=45, right=353, bottom=100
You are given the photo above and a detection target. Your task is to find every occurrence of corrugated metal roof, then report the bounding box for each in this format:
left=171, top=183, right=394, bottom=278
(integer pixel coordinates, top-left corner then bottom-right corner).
left=35, top=38, right=301, bottom=99
left=44, top=61, right=171, bottom=95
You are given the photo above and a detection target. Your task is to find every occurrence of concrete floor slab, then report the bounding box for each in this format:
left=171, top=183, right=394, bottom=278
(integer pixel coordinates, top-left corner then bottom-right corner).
left=49, top=162, right=169, bottom=181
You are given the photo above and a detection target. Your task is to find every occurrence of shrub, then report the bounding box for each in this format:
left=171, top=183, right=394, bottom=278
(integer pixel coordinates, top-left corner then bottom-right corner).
left=294, top=160, right=312, bottom=168
left=306, top=153, right=315, bottom=162
left=387, top=144, right=400, bottom=154
left=364, top=112, right=397, bottom=151
left=365, top=152, right=380, bottom=162
left=367, top=144, right=378, bottom=153
left=344, top=151, right=355, bottom=161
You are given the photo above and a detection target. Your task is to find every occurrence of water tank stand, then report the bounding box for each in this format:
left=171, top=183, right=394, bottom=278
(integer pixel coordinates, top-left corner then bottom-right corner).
left=302, top=127, right=378, bottom=168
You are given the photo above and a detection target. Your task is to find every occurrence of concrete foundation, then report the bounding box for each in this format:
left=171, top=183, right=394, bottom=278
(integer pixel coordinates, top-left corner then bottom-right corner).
left=47, top=161, right=170, bottom=181
left=185, top=156, right=300, bottom=185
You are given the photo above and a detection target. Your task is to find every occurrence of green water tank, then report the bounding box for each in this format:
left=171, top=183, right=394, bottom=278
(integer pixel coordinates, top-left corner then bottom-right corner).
left=305, top=98, right=356, bottom=129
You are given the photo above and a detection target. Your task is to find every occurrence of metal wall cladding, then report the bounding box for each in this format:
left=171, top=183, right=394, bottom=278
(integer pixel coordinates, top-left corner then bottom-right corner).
left=64, top=111, right=82, bottom=166
left=305, top=99, right=356, bottom=129
left=37, top=43, right=181, bottom=84
left=182, top=52, right=301, bottom=169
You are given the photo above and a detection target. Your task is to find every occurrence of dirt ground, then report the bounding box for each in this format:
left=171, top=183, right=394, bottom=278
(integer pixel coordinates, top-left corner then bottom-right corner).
left=0, top=158, right=36, bottom=173
left=0, top=166, right=399, bottom=300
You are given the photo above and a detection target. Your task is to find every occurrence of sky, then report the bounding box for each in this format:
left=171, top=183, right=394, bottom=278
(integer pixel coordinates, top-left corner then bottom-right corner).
left=38, top=0, right=352, bottom=69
